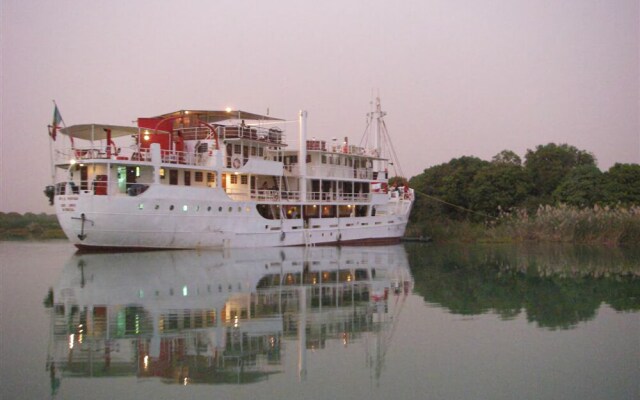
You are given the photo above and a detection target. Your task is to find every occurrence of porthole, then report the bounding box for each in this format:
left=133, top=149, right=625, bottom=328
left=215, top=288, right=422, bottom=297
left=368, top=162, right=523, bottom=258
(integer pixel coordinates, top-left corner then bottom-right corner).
left=219, top=206, right=223, bottom=212
left=169, top=205, right=174, bottom=211
left=138, top=203, right=144, bottom=210
left=207, top=206, right=212, bottom=211
left=154, top=204, right=160, bottom=210
left=228, top=207, right=233, bottom=212
left=237, top=206, right=242, bottom=212
left=183, top=205, right=188, bottom=212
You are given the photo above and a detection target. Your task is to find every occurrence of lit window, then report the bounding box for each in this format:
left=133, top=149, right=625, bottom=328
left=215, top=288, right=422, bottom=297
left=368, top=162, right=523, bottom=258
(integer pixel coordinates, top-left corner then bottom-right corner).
left=183, top=205, right=188, bottom=212
left=138, top=203, right=144, bottom=210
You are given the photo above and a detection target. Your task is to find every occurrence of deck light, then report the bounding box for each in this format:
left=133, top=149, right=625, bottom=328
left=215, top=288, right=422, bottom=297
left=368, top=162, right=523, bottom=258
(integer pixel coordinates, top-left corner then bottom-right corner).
left=225, top=107, right=232, bottom=113
left=69, top=159, right=77, bottom=166
left=143, top=130, right=150, bottom=141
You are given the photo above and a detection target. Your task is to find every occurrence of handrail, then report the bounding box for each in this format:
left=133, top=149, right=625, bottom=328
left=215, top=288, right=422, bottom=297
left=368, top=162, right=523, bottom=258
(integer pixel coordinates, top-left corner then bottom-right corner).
left=54, top=147, right=218, bottom=167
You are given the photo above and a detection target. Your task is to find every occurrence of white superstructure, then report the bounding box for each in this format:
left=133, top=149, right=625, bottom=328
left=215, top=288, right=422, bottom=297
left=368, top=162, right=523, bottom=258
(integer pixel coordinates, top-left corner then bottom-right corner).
left=46, top=99, right=413, bottom=250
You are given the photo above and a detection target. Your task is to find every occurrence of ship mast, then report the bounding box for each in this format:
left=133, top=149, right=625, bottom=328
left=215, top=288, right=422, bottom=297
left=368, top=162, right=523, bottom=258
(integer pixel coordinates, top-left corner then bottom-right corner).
left=373, top=97, right=386, bottom=158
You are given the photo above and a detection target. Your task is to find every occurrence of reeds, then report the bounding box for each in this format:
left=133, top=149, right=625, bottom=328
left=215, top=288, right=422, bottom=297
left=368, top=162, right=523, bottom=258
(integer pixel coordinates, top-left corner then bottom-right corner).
left=489, top=204, right=640, bottom=246
left=407, top=205, right=640, bottom=246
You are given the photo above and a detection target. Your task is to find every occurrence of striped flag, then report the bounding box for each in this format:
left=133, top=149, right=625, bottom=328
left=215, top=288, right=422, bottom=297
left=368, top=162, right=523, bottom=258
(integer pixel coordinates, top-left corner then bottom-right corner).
left=49, top=105, right=62, bottom=141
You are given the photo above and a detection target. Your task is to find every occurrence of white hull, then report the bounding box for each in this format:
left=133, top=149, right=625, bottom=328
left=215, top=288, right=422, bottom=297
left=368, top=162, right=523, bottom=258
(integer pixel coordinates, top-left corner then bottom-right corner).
left=56, top=185, right=412, bottom=250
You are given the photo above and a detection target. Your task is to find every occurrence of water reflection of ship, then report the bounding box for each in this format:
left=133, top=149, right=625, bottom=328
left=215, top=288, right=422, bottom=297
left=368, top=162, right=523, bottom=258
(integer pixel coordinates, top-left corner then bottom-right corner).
left=45, top=246, right=412, bottom=390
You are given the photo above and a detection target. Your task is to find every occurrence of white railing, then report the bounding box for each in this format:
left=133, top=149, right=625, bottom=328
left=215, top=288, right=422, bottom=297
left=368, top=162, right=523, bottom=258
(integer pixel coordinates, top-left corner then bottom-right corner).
left=287, top=164, right=374, bottom=180
left=226, top=188, right=369, bottom=203
left=54, top=147, right=219, bottom=167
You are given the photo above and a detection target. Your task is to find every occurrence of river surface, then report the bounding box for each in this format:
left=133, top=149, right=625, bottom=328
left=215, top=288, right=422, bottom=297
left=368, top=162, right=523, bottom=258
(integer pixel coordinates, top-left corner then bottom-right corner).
left=1, top=241, right=638, bottom=400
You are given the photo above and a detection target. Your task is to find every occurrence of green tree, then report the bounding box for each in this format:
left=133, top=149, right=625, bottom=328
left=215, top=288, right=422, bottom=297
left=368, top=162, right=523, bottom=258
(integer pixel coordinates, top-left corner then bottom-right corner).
left=553, top=164, right=605, bottom=207
left=602, top=163, right=640, bottom=205
left=440, top=156, right=489, bottom=219
left=492, top=149, right=522, bottom=166
left=469, top=163, right=532, bottom=216
left=524, top=143, right=596, bottom=203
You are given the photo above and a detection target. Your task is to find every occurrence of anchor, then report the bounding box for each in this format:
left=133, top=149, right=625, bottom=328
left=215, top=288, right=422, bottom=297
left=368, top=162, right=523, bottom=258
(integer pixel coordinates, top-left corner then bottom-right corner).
left=71, top=213, right=94, bottom=241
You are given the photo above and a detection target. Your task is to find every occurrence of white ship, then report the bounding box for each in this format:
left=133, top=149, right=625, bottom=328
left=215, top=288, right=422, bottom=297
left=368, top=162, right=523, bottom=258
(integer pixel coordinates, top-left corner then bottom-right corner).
left=45, top=98, right=414, bottom=250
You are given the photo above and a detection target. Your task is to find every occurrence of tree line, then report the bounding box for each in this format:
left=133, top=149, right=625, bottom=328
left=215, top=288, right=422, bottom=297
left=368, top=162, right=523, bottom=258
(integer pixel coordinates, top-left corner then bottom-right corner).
left=407, top=143, right=640, bottom=221
left=0, top=212, right=65, bottom=240
left=401, top=143, right=640, bottom=244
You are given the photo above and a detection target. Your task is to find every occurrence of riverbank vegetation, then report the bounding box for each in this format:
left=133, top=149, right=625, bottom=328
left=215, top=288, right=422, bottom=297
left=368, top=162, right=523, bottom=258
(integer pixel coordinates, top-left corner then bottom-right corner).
left=0, top=212, right=65, bottom=240
left=406, top=143, right=640, bottom=246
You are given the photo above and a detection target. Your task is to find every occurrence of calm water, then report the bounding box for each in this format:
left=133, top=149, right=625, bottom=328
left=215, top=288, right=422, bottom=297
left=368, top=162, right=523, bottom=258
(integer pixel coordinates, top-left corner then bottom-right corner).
left=1, top=241, right=638, bottom=400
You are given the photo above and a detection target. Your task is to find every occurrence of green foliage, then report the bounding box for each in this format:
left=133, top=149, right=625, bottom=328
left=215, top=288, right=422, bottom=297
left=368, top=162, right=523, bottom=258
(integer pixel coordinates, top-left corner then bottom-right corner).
left=387, top=176, right=408, bottom=187
left=469, top=163, right=532, bottom=216
left=602, top=163, right=640, bottom=205
left=492, top=149, right=522, bottom=166
left=407, top=142, right=638, bottom=246
left=553, top=164, right=604, bottom=207
left=0, top=212, right=64, bottom=240
left=524, top=143, right=596, bottom=199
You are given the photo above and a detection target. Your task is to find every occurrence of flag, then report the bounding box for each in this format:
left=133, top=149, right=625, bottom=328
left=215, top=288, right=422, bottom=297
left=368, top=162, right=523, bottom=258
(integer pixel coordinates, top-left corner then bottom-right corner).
left=49, top=105, right=62, bottom=141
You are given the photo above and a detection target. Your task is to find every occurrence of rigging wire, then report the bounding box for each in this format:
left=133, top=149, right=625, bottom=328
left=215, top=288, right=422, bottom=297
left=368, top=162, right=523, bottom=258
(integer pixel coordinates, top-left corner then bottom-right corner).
left=412, top=188, right=494, bottom=220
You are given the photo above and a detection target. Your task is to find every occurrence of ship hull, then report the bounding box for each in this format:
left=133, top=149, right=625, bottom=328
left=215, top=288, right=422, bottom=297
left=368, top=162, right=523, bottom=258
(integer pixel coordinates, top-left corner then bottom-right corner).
left=55, top=186, right=411, bottom=250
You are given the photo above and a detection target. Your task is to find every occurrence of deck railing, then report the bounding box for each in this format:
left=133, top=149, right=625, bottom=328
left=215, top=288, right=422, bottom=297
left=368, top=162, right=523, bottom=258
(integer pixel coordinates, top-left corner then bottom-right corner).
left=54, top=147, right=219, bottom=167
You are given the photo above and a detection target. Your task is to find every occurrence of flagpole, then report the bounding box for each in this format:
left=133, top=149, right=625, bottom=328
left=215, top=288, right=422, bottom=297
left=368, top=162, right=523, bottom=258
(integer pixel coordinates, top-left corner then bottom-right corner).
left=49, top=100, right=57, bottom=185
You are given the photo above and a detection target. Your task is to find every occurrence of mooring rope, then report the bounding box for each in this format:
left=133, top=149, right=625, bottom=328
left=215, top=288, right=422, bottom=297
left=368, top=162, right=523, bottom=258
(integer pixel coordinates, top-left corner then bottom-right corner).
left=412, top=188, right=495, bottom=220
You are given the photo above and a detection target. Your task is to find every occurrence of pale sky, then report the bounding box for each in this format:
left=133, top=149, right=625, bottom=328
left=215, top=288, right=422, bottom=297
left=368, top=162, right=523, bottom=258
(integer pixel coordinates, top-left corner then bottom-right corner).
left=1, top=0, right=638, bottom=214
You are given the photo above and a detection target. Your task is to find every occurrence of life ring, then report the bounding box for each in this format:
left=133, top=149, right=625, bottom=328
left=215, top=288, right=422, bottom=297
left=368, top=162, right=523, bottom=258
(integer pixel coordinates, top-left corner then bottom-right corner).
left=232, top=157, right=242, bottom=169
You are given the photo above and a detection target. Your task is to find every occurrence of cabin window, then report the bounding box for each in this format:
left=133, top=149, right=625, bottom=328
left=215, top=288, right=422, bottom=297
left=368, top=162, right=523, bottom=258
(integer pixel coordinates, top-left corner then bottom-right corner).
left=241, top=175, right=248, bottom=185
left=207, top=173, right=215, bottom=186
left=160, top=168, right=166, bottom=179
left=306, top=154, right=311, bottom=163
left=197, top=142, right=208, bottom=153
left=230, top=175, right=238, bottom=184
left=251, top=147, right=257, bottom=156
left=169, top=170, right=178, bottom=185
left=322, top=155, right=327, bottom=164
left=259, top=148, right=264, bottom=157
left=184, top=171, right=191, bottom=186
left=195, top=172, right=203, bottom=182
left=234, top=144, right=241, bottom=154
left=79, top=165, right=88, bottom=191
